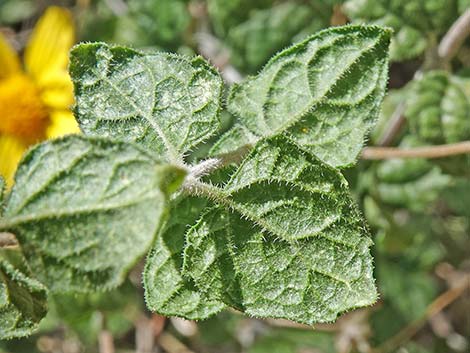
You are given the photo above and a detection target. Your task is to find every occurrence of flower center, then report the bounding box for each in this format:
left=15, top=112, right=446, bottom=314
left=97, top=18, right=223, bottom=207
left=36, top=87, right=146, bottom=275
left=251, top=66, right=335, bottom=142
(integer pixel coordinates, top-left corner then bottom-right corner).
left=0, top=74, right=49, bottom=143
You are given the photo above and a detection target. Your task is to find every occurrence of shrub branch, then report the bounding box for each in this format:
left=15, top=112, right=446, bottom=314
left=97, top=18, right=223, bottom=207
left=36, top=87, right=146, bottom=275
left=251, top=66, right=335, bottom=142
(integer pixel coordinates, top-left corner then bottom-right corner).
left=361, top=141, right=470, bottom=160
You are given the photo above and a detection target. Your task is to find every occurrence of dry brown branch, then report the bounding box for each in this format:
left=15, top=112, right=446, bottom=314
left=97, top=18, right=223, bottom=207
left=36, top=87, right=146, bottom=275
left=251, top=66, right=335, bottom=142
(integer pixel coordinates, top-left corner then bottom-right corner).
left=439, top=9, right=470, bottom=61
left=158, top=332, right=195, bottom=353
left=361, top=141, right=470, bottom=160
left=376, top=102, right=407, bottom=147
left=135, top=315, right=156, bottom=353
left=98, top=330, right=115, bottom=353
left=0, top=232, right=18, bottom=248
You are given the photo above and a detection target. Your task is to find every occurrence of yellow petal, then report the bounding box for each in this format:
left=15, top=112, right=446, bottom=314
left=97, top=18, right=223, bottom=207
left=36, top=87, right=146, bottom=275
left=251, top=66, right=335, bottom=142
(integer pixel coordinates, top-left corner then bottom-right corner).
left=38, top=70, right=74, bottom=110
left=24, top=6, right=75, bottom=81
left=46, top=110, right=80, bottom=139
left=0, top=134, right=28, bottom=187
left=0, top=33, right=21, bottom=79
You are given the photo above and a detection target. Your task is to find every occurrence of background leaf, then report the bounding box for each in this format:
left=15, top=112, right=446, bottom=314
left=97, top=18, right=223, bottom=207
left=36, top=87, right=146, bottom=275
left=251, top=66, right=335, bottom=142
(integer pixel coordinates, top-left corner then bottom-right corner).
left=343, top=0, right=461, bottom=61
left=406, top=71, right=470, bottom=144
left=0, top=249, right=47, bottom=340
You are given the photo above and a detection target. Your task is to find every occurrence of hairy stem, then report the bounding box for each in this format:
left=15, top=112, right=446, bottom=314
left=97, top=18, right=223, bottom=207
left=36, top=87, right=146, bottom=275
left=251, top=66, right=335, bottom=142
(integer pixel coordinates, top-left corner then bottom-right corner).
left=362, top=141, right=470, bottom=160
left=187, top=144, right=252, bottom=180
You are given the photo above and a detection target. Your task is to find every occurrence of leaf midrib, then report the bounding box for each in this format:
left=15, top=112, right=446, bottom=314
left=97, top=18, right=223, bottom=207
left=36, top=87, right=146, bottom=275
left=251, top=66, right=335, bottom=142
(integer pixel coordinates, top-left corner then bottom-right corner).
left=91, top=66, right=184, bottom=165
left=0, top=194, right=161, bottom=230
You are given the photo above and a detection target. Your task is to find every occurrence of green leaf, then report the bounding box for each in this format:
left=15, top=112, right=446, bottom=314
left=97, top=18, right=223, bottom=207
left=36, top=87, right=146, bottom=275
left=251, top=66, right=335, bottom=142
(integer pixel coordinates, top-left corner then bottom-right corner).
left=179, top=137, right=376, bottom=324
left=227, top=2, right=330, bottom=73
left=249, top=328, right=336, bottom=353
left=343, top=0, right=460, bottom=61
left=376, top=166, right=451, bottom=212
left=0, top=249, right=47, bottom=339
left=0, top=136, right=186, bottom=292
left=223, top=25, right=391, bottom=168
left=143, top=196, right=225, bottom=319
left=0, top=0, right=37, bottom=25
left=125, top=0, right=190, bottom=48
left=377, top=259, right=436, bottom=322
left=372, top=137, right=451, bottom=212
left=221, top=137, right=363, bottom=241
left=460, top=0, right=470, bottom=13
left=47, top=281, right=142, bottom=344
left=209, top=124, right=256, bottom=157
left=70, top=42, right=223, bottom=164
left=442, top=177, right=470, bottom=217
left=406, top=71, right=470, bottom=144
left=207, top=0, right=272, bottom=37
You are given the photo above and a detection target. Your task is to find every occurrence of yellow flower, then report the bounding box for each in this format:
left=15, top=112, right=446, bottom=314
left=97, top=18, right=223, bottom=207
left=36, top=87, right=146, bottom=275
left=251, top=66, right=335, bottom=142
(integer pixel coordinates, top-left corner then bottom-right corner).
left=0, top=6, right=79, bottom=187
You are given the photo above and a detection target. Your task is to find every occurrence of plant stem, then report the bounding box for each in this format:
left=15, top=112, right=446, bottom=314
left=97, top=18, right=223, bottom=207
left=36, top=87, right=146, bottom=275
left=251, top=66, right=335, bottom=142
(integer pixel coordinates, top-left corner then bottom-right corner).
left=376, top=102, right=407, bottom=147
left=0, top=232, right=18, bottom=248
left=188, top=144, right=252, bottom=179
left=158, top=332, right=195, bottom=353
left=438, top=9, right=470, bottom=62
left=362, top=141, right=470, bottom=160
left=99, top=330, right=115, bottom=353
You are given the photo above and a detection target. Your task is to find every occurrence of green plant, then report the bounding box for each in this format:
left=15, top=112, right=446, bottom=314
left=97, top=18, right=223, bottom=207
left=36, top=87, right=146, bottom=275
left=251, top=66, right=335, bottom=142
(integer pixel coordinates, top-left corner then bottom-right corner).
left=0, top=24, right=391, bottom=338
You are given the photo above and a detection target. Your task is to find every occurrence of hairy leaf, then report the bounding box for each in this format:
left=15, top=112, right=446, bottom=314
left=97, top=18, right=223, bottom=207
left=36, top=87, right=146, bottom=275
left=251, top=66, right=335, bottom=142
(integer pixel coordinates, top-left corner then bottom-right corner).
left=147, top=137, right=377, bottom=324
left=144, top=196, right=225, bottom=319
left=184, top=203, right=376, bottom=324
left=223, top=25, right=390, bottom=168
left=0, top=136, right=185, bottom=292
left=220, top=137, right=361, bottom=242
left=70, top=42, right=223, bottom=164
left=406, top=71, right=470, bottom=144
left=0, top=249, right=47, bottom=339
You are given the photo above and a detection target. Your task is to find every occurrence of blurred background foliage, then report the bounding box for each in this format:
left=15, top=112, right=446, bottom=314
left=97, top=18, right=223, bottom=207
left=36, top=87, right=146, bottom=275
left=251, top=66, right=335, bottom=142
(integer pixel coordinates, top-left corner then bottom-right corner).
left=0, top=1, right=469, bottom=353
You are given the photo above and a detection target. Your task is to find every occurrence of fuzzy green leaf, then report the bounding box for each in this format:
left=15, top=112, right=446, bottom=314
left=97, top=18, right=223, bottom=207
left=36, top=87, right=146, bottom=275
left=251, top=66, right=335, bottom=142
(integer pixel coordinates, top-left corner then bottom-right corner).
left=143, top=196, right=225, bottom=319
left=223, top=25, right=391, bottom=168
left=70, top=42, right=223, bottom=164
left=0, top=249, right=47, bottom=339
left=0, top=136, right=185, bottom=293
left=145, top=137, right=376, bottom=323
left=209, top=124, right=256, bottom=157
left=176, top=137, right=376, bottom=324
left=220, top=137, right=361, bottom=241
left=184, top=206, right=375, bottom=324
